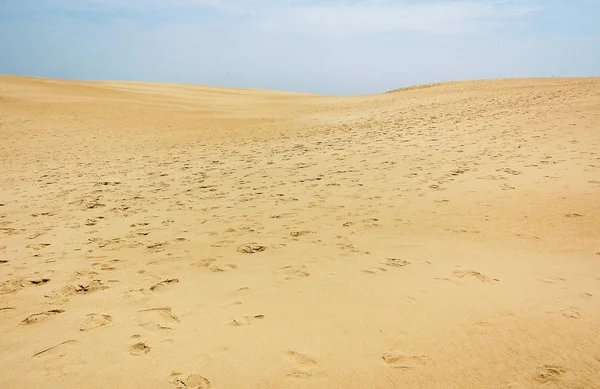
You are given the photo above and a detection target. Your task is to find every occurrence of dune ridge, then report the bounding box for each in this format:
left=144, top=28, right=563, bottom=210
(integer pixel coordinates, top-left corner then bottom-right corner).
left=1, top=75, right=599, bottom=388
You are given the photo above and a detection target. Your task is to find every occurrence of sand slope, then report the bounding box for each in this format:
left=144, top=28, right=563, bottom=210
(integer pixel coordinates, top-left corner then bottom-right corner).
left=1, top=75, right=600, bottom=388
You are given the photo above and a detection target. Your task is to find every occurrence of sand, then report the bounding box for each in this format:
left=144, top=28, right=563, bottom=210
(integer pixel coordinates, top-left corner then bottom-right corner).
left=0, top=75, right=599, bottom=388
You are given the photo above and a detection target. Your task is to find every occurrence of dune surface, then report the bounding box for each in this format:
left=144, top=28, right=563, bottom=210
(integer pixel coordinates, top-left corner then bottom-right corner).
left=1, top=75, right=600, bottom=388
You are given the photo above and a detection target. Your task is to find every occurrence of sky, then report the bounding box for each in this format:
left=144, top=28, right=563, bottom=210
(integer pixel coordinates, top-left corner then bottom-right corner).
left=0, top=0, right=598, bottom=95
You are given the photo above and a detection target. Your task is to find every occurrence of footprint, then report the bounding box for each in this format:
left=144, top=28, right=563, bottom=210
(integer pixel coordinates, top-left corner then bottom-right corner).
left=150, top=278, right=180, bottom=291
left=270, top=212, right=298, bottom=219
left=382, top=350, right=429, bottom=369
left=137, top=307, right=179, bottom=330
left=209, top=264, right=238, bottom=272
left=192, top=258, right=217, bottom=268
left=1, top=278, right=25, bottom=294
left=66, top=279, right=107, bottom=295
left=233, top=287, right=250, bottom=295
left=92, top=260, right=120, bottom=271
left=26, top=243, right=52, bottom=251
left=561, top=307, right=580, bottom=319
left=80, top=313, right=113, bottom=331
left=290, top=231, right=313, bottom=238
left=146, top=242, right=168, bottom=253
left=277, top=265, right=310, bottom=279
left=534, top=365, right=566, bottom=383
left=453, top=270, right=496, bottom=282
left=130, top=222, right=150, bottom=228
left=500, top=168, right=521, bottom=176
left=22, top=309, right=65, bottom=325
left=286, top=350, right=317, bottom=378
left=28, top=278, right=51, bottom=286
left=125, top=288, right=151, bottom=299
left=211, top=240, right=235, bottom=248
left=27, top=231, right=46, bottom=240
left=384, top=258, right=411, bottom=268
left=538, top=276, right=565, bottom=284
left=362, top=267, right=388, bottom=274
left=171, top=373, right=211, bottom=389
left=237, top=244, right=266, bottom=254
left=230, top=314, right=265, bottom=326
left=129, top=341, right=151, bottom=356
left=360, top=217, right=378, bottom=222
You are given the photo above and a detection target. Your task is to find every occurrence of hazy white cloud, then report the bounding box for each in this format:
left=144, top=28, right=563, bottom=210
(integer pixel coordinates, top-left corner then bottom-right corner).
left=19, top=0, right=541, bottom=35
left=252, top=1, right=541, bottom=36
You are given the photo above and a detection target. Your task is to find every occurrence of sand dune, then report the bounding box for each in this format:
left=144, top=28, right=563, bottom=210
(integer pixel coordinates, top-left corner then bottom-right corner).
left=1, top=75, right=599, bottom=388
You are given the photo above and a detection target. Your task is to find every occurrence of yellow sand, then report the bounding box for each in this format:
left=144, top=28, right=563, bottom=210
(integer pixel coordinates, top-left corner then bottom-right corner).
left=1, top=75, right=599, bottom=388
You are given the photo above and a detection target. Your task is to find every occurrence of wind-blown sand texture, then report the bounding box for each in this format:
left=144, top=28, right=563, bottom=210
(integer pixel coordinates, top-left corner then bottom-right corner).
left=1, top=75, right=599, bottom=388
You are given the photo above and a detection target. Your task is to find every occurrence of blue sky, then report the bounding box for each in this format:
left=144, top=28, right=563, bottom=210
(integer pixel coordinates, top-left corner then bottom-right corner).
left=0, top=0, right=598, bottom=95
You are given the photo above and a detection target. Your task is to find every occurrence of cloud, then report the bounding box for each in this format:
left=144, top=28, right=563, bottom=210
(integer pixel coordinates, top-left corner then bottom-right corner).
left=252, top=1, right=542, bottom=36
left=14, top=0, right=542, bottom=35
